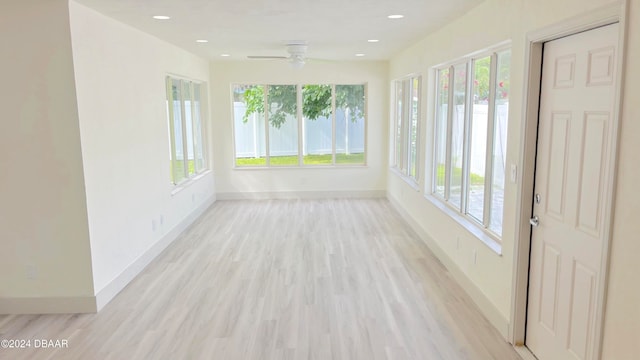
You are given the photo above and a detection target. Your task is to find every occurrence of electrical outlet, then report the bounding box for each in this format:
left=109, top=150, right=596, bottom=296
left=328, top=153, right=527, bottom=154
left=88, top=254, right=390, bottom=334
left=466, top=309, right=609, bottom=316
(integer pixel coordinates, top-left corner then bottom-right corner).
left=25, top=264, right=38, bottom=280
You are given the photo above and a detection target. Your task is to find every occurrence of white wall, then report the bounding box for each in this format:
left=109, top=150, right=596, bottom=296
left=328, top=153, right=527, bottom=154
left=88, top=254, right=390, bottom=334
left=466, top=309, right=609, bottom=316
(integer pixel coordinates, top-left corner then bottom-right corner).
left=0, top=0, right=95, bottom=312
left=69, top=2, right=215, bottom=301
left=602, top=0, right=640, bottom=356
left=210, top=61, right=388, bottom=198
left=387, top=0, right=640, bottom=358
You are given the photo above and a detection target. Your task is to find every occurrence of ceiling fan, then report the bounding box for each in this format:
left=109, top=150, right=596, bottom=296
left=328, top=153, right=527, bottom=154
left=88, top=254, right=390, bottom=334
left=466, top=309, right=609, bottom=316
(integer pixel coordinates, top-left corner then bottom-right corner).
left=247, top=42, right=309, bottom=69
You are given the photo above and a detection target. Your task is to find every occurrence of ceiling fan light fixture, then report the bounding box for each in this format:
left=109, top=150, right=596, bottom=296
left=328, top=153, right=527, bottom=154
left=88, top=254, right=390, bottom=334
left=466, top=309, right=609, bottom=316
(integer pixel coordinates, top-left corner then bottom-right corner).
left=289, top=56, right=305, bottom=69
left=287, top=44, right=308, bottom=56
left=247, top=42, right=309, bottom=68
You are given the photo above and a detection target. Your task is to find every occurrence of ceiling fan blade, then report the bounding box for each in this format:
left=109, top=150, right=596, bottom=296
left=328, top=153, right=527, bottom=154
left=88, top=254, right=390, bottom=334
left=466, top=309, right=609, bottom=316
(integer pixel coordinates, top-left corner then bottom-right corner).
left=305, top=58, right=333, bottom=63
left=247, top=56, right=288, bottom=59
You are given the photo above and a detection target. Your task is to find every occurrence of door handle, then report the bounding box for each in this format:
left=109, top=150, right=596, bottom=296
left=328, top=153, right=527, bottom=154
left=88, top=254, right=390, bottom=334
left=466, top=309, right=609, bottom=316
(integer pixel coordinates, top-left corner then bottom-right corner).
left=530, top=216, right=540, bottom=227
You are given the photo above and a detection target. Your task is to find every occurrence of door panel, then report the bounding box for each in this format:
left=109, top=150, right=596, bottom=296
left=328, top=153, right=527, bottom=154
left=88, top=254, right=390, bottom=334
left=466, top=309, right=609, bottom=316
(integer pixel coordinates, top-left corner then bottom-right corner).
left=553, top=54, right=576, bottom=88
left=567, top=260, right=595, bottom=359
left=587, top=47, right=615, bottom=86
left=545, top=112, right=570, bottom=220
left=539, top=243, right=560, bottom=333
left=526, top=23, right=618, bottom=360
left=576, top=112, right=608, bottom=236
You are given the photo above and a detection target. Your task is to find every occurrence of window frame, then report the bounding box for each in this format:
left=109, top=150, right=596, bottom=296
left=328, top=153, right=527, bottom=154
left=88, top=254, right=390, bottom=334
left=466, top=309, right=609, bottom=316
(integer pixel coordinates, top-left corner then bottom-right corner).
left=391, top=75, right=422, bottom=185
left=166, top=75, right=208, bottom=186
left=231, top=83, right=368, bottom=168
left=430, top=45, right=511, bottom=242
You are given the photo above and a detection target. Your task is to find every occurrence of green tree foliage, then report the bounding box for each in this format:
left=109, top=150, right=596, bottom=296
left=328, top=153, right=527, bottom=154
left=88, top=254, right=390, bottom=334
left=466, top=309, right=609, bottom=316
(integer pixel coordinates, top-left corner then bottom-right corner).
left=474, top=57, right=491, bottom=101
left=336, top=85, right=365, bottom=122
left=240, top=84, right=365, bottom=129
left=267, top=85, right=298, bottom=128
left=302, top=85, right=332, bottom=120
left=242, top=85, right=265, bottom=124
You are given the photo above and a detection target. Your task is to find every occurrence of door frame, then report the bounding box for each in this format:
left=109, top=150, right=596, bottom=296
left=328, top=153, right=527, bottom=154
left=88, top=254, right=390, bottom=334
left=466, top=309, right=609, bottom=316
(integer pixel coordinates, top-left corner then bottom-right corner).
left=509, top=2, right=629, bottom=358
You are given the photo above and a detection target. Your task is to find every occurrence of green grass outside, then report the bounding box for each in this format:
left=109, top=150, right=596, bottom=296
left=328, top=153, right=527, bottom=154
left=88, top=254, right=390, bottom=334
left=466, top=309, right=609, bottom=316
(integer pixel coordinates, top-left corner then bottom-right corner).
left=236, top=153, right=365, bottom=167
left=436, top=164, right=484, bottom=185
left=170, top=159, right=196, bottom=183
left=336, top=152, right=365, bottom=164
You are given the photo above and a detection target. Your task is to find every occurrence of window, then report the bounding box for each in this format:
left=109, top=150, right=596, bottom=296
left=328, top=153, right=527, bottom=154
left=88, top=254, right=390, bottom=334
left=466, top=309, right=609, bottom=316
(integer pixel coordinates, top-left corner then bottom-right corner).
left=392, top=76, right=421, bottom=182
left=432, top=49, right=510, bottom=237
left=336, top=85, right=366, bottom=164
left=303, top=85, right=331, bottom=165
left=166, top=76, right=207, bottom=185
left=233, top=84, right=366, bottom=167
left=268, top=85, right=299, bottom=166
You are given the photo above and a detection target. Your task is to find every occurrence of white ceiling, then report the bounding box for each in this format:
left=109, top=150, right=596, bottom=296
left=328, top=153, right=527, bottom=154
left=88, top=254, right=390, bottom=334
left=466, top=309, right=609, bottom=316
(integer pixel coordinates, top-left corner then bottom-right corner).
left=75, top=0, right=483, bottom=61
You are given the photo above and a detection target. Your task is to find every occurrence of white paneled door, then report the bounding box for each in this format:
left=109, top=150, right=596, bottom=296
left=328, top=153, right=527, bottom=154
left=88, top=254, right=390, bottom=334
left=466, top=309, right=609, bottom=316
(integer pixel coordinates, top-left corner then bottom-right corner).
left=526, top=23, right=618, bottom=360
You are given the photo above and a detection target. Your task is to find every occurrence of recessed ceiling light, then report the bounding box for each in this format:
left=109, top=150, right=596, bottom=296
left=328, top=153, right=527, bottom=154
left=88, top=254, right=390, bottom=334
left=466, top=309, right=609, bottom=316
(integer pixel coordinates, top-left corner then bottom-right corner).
left=196, top=40, right=208, bottom=43
left=355, top=53, right=365, bottom=57
left=387, top=14, right=404, bottom=19
left=220, top=54, right=231, bottom=57
left=152, top=15, right=171, bottom=20
left=367, top=39, right=379, bottom=43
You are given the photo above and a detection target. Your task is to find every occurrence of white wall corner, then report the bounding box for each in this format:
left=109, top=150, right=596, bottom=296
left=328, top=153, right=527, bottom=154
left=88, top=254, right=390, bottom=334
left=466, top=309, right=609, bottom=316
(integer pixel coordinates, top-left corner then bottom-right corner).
left=387, top=192, right=511, bottom=340
left=95, top=195, right=216, bottom=311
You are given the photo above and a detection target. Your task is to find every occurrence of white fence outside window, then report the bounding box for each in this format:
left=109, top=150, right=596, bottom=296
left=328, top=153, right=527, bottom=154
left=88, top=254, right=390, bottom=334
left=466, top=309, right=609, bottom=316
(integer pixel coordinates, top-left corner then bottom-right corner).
left=234, top=102, right=365, bottom=158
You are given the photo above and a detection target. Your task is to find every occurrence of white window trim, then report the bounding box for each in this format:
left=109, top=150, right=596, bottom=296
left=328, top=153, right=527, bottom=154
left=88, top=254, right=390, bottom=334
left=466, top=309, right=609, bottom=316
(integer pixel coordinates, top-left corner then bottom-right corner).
left=166, top=75, right=209, bottom=187
left=428, top=44, right=511, bottom=244
left=425, top=194, right=502, bottom=254
left=430, top=41, right=511, bottom=69
left=170, top=169, right=212, bottom=196
left=390, top=166, right=421, bottom=191
left=391, top=75, right=421, bottom=185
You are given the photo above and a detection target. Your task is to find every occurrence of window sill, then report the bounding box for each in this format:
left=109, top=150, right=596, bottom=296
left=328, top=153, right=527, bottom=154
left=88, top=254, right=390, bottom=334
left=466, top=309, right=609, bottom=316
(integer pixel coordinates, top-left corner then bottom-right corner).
left=425, top=194, right=502, bottom=255
left=389, top=167, right=420, bottom=191
left=170, top=169, right=212, bottom=196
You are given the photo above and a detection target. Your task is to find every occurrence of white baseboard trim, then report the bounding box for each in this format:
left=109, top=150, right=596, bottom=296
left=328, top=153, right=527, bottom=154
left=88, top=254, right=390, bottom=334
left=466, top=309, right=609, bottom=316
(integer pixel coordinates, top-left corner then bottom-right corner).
left=94, top=195, right=216, bottom=311
left=387, top=193, right=510, bottom=340
left=0, top=296, right=97, bottom=314
left=514, top=345, right=538, bottom=360
left=216, top=190, right=386, bottom=200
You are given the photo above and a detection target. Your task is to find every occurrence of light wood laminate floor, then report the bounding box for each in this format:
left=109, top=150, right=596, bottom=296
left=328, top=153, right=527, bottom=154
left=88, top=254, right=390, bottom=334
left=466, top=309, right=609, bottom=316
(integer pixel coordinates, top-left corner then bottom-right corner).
left=0, top=199, right=521, bottom=360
